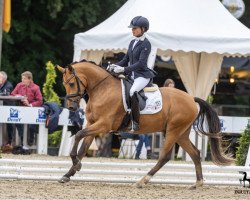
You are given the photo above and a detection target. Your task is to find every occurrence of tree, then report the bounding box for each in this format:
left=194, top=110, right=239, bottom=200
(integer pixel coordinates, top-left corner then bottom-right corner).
left=1, top=0, right=126, bottom=97
left=43, top=61, right=61, bottom=105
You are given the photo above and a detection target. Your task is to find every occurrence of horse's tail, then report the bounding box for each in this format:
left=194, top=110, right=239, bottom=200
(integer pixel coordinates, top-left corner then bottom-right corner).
left=194, top=97, right=234, bottom=166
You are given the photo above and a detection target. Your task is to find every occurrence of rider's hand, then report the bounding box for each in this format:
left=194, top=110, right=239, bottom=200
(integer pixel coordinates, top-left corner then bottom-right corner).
left=107, top=64, right=116, bottom=72
left=113, top=66, right=124, bottom=73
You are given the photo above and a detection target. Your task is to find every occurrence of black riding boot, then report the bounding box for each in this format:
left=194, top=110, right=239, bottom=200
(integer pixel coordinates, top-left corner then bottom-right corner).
left=130, top=92, right=140, bottom=132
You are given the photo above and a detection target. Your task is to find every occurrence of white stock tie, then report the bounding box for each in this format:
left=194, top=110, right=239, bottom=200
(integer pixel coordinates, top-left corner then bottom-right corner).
left=132, top=39, right=139, bottom=50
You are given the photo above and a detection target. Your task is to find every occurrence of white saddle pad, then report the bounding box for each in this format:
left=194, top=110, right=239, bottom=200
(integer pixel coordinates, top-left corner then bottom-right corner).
left=121, top=80, right=162, bottom=114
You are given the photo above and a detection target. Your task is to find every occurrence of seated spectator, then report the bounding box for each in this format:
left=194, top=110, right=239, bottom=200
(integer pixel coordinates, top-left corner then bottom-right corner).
left=11, top=71, right=43, bottom=146
left=164, top=78, right=175, bottom=88
left=0, top=71, right=12, bottom=96
left=0, top=71, right=14, bottom=146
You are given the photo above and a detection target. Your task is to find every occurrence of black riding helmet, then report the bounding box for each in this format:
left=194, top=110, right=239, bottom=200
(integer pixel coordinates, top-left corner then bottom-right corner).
left=128, top=16, right=149, bottom=32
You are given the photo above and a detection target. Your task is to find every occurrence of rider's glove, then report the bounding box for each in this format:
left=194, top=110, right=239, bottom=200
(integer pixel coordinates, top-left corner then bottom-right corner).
left=113, top=66, right=125, bottom=73
left=107, top=64, right=116, bottom=72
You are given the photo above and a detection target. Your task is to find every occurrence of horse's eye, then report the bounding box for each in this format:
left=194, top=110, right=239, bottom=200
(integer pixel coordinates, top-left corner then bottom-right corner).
left=69, top=82, right=74, bottom=87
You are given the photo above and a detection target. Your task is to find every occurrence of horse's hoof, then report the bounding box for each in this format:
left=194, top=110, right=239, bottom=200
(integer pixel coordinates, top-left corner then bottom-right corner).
left=58, top=176, right=70, bottom=183
left=74, top=162, right=82, bottom=171
left=135, top=175, right=152, bottom=188
left=189, top=180, right=203, bottom=190
left=135, top=181, right=143, bottom=188
left=189, top=185, right=197, bottom=190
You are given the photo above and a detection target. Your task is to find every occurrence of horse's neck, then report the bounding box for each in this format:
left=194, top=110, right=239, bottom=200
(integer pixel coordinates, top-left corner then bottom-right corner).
left=78, top=65, right=106, bottom=88
left=78, top=64, right=119, bottom=94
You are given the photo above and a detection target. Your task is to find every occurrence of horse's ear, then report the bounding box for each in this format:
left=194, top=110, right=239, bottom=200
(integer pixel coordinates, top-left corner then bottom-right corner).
left=68, top=64, right=74, bottom=72
left=56, top=65, right=66, bottom=74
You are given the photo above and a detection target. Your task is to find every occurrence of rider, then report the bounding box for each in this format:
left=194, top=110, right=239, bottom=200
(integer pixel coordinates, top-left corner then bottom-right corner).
left=112, top=16, right=156, bottom=132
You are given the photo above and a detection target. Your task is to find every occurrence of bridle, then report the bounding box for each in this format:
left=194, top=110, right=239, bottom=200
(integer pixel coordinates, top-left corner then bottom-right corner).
left=63, top=67, right=86, bottom=105
left=63, top=66, right=110, bottom=105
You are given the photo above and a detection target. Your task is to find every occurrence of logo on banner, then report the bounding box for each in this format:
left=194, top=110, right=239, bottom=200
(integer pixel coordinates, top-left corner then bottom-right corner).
left=7, top=108, right=21, bottom=122
left=36, top=109, right=46, bottom=123
left=220, top=119, right=226, bottom=131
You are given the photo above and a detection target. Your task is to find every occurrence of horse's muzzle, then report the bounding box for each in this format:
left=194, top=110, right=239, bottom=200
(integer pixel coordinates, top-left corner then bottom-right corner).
left=68, top=101, right=79, bottom=111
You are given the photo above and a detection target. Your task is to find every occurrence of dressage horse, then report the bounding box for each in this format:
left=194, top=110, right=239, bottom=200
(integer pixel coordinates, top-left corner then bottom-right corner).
left=57, top=60, right=233, bottom=189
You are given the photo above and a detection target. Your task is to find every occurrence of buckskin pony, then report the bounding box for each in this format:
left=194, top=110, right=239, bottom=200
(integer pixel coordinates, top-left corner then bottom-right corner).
left=57, top=60, right=233, bottom=189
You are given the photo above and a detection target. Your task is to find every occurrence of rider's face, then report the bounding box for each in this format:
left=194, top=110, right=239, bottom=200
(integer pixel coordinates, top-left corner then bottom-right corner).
left=132, top=27, right=143, bottom=37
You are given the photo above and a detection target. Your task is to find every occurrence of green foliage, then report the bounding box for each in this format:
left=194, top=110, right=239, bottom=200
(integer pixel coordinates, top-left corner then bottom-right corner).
left=206, top=95, right=214, bottom=104
left=43, top=61, right=61, bottom=105
left=236, top=124, right=250, bottom=165
left=2, top=0, right=126, bottom=97
left=48, top=130, right=62, bottom=147
left=43, top=61, right=62, bottom=147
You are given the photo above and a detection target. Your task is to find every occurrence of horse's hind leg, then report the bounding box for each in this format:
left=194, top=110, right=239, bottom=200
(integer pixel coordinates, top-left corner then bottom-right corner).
left=136, top=129, right=179, bottom=188
left=177, top=129, right=203, bottom=189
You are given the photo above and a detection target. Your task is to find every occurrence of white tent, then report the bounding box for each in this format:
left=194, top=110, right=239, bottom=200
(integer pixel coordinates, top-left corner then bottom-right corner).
left=73, top=0, right=250, bottom=100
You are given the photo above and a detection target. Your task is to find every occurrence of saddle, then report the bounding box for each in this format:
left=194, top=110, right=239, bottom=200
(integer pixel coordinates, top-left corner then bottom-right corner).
left=110, top=71, right=158, bottom=111
left=119, top=76, right=162, bottom=131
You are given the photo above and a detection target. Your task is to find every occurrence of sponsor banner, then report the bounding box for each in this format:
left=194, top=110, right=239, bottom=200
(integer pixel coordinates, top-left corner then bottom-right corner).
left=219, top=116, right=250, bottom=133
left=0, top=106, right=72, bottom=125
left=219, top=116, right=233, bottom=132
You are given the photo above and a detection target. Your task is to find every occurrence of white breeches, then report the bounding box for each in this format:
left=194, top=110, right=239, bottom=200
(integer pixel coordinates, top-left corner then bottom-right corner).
left=130, top=77, right=150, bottom=97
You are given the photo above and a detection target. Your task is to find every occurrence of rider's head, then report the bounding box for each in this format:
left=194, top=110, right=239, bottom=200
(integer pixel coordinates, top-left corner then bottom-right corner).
left=128, top=16, right=149, bottom=37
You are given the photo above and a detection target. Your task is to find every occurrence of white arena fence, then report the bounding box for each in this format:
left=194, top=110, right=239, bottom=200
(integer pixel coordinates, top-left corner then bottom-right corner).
left=0, top=159, right=249, bottom=186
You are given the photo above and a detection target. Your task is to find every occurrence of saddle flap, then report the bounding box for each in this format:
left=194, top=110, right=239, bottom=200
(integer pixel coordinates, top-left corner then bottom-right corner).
left=121, top=80, right=162, bottom=115
left=122, top=79, right=147, bottom=111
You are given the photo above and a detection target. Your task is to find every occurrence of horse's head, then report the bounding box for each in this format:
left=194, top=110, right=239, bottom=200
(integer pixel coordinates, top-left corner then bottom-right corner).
left=57, top=64, right=87, bottom=111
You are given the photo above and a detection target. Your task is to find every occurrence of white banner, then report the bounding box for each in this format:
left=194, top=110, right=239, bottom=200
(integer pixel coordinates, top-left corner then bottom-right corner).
left=219, top=116, right=250, bottom=133
left=0, top=106, right=72, bottom=125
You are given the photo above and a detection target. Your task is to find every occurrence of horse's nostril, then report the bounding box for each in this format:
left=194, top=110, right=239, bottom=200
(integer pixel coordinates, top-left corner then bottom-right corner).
left=68, top=107, right=74, bottom=111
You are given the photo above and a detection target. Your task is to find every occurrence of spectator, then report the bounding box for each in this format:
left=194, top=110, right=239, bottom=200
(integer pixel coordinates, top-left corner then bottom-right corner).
left=164, top=78, right=175, bottom=88
left=0, top=71, right=13, bottom=95
left=0, top=71, right=14, bottom=146
left=135, top=134, right=151, bottom=159
left=11, top=71, right=43, bottom=146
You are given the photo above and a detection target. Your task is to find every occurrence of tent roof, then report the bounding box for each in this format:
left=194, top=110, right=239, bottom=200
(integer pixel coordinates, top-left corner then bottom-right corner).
left=74, top=0, right=250, bottom=56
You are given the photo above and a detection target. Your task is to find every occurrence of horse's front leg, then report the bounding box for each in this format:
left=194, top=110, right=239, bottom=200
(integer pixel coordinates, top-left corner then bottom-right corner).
left=59, top=122, right=106, bottom=183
